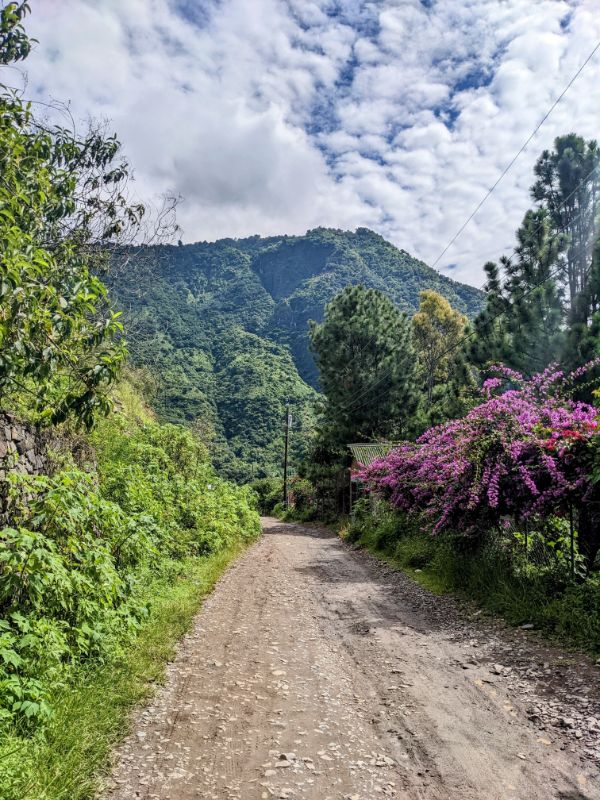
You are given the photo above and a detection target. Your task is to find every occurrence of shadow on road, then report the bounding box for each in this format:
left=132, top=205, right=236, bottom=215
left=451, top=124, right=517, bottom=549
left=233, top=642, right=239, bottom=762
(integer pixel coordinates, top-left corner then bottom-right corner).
left=266, top=517, right=455, bottom=635
left=263, top=519, right=336, bottom=540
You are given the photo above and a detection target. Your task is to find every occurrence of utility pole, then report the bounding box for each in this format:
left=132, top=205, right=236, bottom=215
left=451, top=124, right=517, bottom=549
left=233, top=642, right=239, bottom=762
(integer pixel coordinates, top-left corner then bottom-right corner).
left=283, top=403, right=291, bottom=508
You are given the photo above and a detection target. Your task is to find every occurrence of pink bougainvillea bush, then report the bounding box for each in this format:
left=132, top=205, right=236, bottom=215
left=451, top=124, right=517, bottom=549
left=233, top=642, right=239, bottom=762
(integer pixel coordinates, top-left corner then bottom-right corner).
left=361, top=364, right=599, bottom=536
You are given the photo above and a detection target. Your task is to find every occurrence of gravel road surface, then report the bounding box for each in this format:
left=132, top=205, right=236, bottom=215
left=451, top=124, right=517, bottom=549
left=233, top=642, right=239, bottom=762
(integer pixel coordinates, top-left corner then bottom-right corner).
left=105, top=517, right=600, bottom=800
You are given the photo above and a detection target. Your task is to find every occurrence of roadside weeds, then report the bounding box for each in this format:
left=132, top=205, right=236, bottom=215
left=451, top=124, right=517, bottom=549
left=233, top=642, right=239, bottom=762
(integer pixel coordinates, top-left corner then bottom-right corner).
left=0, top=545, right=247, bottom=800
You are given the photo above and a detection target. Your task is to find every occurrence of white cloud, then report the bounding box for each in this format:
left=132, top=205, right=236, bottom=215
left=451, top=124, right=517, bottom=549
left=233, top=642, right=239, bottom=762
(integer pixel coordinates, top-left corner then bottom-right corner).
left=15, top=0, right=600, bottom=287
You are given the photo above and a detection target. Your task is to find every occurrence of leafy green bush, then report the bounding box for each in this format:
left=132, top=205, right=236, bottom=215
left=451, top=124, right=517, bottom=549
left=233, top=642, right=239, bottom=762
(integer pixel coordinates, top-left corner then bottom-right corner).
left=94, top=420, right=259, bottom=555
left=272, top=501, right=285, bottom=518
left=0, top=398, right=260, bottom=731
left=0, top=542, right=244, bottom=800
left=0, top=470, right=150, bottom=727
left=346, top=498, right=411, bottom=544
left=288, top=477, right=314, bottom=513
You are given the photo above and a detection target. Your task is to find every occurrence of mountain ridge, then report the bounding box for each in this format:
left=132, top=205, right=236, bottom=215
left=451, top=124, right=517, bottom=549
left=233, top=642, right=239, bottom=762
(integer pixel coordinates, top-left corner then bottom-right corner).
left=110, top=227, right=483, bottom=480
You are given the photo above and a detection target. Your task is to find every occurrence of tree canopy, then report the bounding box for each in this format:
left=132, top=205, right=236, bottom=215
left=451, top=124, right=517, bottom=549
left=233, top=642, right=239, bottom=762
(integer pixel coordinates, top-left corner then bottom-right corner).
left=412, top=289, right=467, bottom=405
left=310, top=284, right=418, bottom=448
left=0, top=2, right=145, bottom=427
left=471, top=134, right=600, bottom=383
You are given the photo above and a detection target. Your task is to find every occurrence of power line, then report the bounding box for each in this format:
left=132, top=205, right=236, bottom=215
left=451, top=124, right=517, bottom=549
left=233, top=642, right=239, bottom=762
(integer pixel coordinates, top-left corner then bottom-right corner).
left=329, top=38, right=600, bottom=408
left=339, top=161, right=600, bottom=417
left=344, top=203, right=593, bottom=416
left=430, top=36, right=600, bottom=270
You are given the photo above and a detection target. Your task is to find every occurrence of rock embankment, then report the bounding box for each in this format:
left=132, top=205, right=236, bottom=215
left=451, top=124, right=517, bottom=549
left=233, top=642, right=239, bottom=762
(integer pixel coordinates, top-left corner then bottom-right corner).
left=0, top=411, right=48, bottom=524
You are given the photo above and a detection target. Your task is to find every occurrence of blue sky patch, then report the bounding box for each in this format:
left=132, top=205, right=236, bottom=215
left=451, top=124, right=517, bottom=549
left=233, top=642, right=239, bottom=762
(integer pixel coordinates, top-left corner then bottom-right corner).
left=173, top=0, right=218, bottom=28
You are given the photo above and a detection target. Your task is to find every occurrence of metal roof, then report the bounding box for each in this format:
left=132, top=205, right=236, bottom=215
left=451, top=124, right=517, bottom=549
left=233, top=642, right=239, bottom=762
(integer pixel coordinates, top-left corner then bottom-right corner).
left=347, top=442, right=395, bottom=467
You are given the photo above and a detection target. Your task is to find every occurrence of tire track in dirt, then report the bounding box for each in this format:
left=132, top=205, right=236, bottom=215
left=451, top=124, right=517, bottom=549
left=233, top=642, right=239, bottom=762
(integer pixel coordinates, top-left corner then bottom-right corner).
left=104, top=518, right=600, bottom=800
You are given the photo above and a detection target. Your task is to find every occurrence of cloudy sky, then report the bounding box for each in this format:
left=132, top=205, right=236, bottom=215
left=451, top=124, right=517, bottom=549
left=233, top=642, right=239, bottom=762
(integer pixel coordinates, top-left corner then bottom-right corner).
left=19, top=0, right=600, bottom=287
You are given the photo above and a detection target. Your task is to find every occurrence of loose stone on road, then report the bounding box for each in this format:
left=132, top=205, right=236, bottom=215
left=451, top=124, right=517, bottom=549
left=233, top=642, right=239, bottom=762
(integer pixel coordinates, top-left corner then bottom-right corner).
left=105, top=518, right=600, bottom=800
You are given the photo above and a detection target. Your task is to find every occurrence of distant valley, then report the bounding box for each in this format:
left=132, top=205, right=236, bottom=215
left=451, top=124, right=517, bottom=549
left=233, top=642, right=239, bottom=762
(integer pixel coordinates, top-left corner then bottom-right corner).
left=111, top=227, right=483, bottom=481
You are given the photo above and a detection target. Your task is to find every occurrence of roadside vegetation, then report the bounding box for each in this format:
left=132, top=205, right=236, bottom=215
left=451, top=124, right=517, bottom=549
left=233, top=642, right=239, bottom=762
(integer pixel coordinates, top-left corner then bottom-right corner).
left=0, top=536, right=244, bottom=800
left=284, top=131, right=600, bottom=656
left=0, top=372, right=259, bottom=799
left=0, top=6, right=259, bottom=798
left=346, top=500, right=600, bottom=656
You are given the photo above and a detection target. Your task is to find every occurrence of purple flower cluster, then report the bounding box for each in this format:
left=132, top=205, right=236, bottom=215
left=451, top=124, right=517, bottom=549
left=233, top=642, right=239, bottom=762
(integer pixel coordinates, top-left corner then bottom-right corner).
left=361, top=364, right=598, bottom=535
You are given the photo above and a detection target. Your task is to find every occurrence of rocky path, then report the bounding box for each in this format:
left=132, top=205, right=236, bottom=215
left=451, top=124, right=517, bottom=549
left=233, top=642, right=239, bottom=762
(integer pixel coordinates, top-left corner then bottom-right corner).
left=105, top=518, right=600, bottom=800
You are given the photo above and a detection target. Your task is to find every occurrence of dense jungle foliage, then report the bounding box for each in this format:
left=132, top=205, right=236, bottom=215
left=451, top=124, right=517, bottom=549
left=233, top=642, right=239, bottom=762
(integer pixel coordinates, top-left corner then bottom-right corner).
left=0, top=376, right=259, bottom=731
left=109, top=228, right=483, bottom=482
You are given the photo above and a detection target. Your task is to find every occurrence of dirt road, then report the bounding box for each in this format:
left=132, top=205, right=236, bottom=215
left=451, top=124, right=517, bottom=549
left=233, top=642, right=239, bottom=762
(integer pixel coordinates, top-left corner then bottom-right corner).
left=106, top=518, right=600, bottom=800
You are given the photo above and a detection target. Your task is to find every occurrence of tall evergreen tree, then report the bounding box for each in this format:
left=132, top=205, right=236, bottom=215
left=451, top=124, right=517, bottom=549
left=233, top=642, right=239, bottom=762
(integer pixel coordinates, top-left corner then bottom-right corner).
left=470, top=260, right=511, bottom=369
left=310, top=285, right=417, bottom=447
left=532, top=134, right=600, bottom=325
left=470, top=212, right=564, bottom=376
left=500, top=209, right=564, bottom=374
left=471, top=134, right=600, bottom=377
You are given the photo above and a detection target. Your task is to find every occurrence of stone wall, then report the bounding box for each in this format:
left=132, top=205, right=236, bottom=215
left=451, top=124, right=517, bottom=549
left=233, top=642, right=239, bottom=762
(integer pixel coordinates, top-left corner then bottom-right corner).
left=0, top=412, right=48, bottom=524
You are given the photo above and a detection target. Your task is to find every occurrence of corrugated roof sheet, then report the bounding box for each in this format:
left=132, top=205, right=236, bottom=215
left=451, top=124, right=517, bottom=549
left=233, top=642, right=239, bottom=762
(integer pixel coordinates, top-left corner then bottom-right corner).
left=347, top=442, right=395, bottom=467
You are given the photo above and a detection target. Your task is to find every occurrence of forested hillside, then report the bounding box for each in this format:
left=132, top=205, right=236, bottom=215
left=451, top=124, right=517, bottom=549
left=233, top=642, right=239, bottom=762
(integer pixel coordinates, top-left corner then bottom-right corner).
left=111, top=228, right=483, bottom=481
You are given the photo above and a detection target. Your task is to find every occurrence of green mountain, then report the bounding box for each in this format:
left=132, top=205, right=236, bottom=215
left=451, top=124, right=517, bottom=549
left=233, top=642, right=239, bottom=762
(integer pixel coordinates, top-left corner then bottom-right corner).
left=111, top=227, right=482, bottom=482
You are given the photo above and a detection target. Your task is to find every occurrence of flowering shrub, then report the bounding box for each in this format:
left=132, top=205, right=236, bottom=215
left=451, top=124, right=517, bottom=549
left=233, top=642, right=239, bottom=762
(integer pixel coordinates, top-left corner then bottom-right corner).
left=362, top=364, right=598, bottom=536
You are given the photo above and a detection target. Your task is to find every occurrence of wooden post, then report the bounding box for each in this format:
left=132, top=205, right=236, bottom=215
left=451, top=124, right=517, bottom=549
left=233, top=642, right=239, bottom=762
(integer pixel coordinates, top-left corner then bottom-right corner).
left=569, top=501, right=575, bottom=579
left=283, top=404, right=291, bottom=509
left=348, top=470, right=352, bottom=517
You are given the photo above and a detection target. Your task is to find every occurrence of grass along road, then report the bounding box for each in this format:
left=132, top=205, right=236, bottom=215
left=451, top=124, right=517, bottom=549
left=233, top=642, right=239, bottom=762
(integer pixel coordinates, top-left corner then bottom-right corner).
left=105, top=518, right=600, bottom=800
left=0, top=547, right=246, bottom=800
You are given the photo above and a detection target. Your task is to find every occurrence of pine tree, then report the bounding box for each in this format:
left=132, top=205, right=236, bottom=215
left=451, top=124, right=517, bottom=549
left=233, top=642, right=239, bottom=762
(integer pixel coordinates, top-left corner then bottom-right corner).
left=470, top=212, right=565, bottom=377
left=471, top=135, right=600, bottom=378
left=469, top=260, right=512, bottom=369
left=532, top=134, right=600, bottom=326
left=502, top=209, right=565, bottom=373
left=309, top=285, right=418, bottom=448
